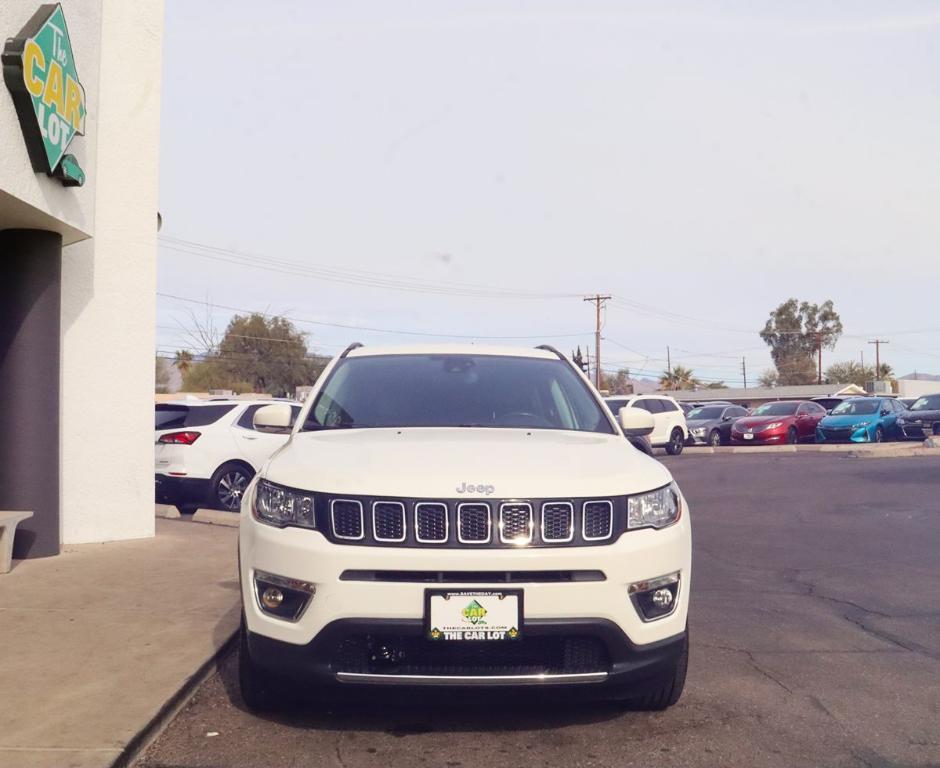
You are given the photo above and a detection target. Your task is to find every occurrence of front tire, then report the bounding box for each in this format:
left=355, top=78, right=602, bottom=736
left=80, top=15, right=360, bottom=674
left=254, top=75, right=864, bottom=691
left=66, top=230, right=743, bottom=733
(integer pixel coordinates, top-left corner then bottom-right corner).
left=623, top=630, right=689, bottom=711
left=787, top=427, right=798, bottom=445
left=210, top=462, right=254, bottom=511
left=708, top=430, right=722, bottom=447
left=666, top=428, right=685, bottom=456
left=874, top=426, right=884, bottom=443
left=239, top=619, right=288, bottom=712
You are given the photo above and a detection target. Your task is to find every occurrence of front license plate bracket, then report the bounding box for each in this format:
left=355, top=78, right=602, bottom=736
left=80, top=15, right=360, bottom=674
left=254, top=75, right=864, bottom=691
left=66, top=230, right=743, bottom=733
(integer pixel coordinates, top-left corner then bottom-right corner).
left=425, top=589, right=523, bottom=641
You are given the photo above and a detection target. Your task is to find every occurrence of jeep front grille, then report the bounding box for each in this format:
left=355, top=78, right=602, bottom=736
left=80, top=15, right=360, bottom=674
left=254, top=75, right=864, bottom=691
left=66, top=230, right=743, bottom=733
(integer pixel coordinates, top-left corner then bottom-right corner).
left=457, top=503, right=491, bottom=544
left=320, top=494, right=624, bottom=548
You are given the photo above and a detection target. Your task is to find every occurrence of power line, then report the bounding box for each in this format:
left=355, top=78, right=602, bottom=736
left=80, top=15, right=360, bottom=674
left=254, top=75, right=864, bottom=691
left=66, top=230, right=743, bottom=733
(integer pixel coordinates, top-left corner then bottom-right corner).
left=157, top=291, right=589, bottom=341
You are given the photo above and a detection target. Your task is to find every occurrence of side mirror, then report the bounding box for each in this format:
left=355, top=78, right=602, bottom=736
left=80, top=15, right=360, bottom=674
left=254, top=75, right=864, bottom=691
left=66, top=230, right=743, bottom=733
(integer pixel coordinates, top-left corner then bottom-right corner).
left=619, top=406, right=654, bottom=437
left=722, top=414, right=733, bottom=421
left=253, top=403, right=293, bottom=434
left=881, top=408, right=890, bottom=417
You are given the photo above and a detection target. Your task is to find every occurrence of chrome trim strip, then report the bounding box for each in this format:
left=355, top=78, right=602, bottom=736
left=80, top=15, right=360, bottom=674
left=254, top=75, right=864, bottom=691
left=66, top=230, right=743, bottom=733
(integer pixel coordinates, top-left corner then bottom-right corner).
left=540, top=501, right=574, bottom=543
left=414, top=502, right=449, bottom=544
left=372, top=501, right=407, bottom=543
left=330, top=499, right=364, bottom=541
left=498, top=502, right=533, bottom=545
left=335, top=671, right=608, bottom=686
left=457, top=502, right=492, bottom=544
left=581, top=500, right=614, bottom=542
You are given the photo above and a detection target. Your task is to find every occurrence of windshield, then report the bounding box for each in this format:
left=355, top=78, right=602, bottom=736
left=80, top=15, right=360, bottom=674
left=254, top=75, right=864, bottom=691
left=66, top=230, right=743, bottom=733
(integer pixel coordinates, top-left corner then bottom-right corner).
left=911, top=395, right=940, bottom=411
left=687, top=406, right=725, bottom=420
left=831, top=399, right=879, bottom=416
left=751, top=402, right=799, bottom=417
left=303, top=354, right=615, bottom=434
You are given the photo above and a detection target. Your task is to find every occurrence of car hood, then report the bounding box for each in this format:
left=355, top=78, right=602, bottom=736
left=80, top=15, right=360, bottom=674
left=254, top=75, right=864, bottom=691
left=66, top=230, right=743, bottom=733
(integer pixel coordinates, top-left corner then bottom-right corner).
left=819, top=414, right=875, bottom=427
left=734, top=416, right=792, bottom=429
left=686, top=418, right=720, bottom=429
left=263, top=427, right=672, bottom=498
left=903, top=409, right=940, bottom=421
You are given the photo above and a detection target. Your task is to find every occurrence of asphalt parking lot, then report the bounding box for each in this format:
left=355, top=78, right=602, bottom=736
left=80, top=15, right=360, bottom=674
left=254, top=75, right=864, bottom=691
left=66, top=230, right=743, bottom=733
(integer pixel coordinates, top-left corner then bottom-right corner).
left=136, top=454, right=940, bottom=768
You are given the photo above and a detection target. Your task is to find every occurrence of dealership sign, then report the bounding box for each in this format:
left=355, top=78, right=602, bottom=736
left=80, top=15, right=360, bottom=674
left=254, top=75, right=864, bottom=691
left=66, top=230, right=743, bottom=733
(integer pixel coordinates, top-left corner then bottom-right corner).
left=2, top=4, right=86, bottom=186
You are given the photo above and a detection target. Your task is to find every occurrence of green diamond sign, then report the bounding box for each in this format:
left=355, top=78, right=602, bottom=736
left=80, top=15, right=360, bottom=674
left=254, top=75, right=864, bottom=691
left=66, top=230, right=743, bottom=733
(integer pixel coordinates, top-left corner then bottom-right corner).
left=2, top=4, right=86, bottom=186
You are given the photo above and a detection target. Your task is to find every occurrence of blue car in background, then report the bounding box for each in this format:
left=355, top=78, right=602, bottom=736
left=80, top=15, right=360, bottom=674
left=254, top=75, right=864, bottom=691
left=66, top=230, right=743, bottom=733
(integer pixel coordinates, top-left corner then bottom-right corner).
left=816, top=397, right=904, bottom=443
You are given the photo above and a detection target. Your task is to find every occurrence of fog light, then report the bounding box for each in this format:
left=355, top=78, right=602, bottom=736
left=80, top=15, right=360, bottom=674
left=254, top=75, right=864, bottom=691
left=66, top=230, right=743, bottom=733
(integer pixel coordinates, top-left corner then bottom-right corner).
left=628, top=572, right=680, bottom=622
left=254, top=570, right=315, bottom=621
left=651, top=588, right=674, bottom=608
left=261, top=587, right=284, bottom=610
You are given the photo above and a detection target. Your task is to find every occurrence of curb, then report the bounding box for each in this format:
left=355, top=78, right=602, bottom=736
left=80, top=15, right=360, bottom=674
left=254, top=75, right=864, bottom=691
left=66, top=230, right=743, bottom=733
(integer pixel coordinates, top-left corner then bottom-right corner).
left=109, top=630, right=239, bottom=768
left=154, top=504, right=180, bottom=519
left=192, top=508, right=240, bottom=528
left=679, top=444, right=940, bottom=458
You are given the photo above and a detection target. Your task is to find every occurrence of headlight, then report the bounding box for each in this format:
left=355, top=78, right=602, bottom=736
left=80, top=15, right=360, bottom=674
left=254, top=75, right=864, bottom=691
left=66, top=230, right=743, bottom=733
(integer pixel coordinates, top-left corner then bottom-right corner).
left=253, top=479, right=316, bottom=529
left=763, top=422, right=783, bottom=430
left=691, top=427, right=705, bottom=435
left=627, top=483, right=681, bottom=530
left=852, top=423, right=869, bottom=431
left=897, top=417, right=907, bottom=425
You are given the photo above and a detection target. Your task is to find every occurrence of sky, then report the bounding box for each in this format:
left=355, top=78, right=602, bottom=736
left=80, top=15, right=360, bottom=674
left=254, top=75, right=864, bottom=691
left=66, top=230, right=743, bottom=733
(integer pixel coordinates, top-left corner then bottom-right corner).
left=157, top=0, right=940, bottom=385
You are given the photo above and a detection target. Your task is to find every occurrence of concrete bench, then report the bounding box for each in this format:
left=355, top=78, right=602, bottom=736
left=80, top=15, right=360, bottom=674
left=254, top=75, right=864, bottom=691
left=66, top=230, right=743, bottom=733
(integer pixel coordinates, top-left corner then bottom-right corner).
left=0, top=510, right=33, bottom=573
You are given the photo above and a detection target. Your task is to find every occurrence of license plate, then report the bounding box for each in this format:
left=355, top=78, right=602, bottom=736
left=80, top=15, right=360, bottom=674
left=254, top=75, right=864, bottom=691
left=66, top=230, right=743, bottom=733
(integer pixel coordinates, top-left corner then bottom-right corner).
left=743, top=433, right=754, bottom=440
left=426, top=589, right=522, bottom=641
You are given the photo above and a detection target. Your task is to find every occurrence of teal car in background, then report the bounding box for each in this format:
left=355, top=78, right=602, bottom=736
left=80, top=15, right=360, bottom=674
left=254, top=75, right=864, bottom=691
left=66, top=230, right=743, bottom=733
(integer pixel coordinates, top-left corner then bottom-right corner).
left=816, top=397, right=904, bottom=443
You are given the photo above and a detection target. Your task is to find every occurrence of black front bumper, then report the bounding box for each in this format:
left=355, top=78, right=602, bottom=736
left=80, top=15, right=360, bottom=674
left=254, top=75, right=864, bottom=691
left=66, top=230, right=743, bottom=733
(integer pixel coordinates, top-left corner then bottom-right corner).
left=245, top=617, right=687, bottom=700
left=154, top=473, right=210, bottom=506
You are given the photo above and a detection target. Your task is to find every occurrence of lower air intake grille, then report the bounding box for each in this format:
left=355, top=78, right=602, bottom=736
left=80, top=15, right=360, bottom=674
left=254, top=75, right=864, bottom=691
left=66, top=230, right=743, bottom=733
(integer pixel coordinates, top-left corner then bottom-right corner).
left=331, top=500, right=363, bottom=540
left=332, top=635, right=609, bottom=676
left=458, top=504, right=491, bottom=543
left=582, top=501, right=613, bottom=541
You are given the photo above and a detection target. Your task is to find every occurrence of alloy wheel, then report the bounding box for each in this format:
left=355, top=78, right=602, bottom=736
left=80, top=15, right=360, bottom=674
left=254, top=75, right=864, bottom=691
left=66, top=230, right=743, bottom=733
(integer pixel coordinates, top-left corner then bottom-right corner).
left=218, top=471, right=249, bottom=510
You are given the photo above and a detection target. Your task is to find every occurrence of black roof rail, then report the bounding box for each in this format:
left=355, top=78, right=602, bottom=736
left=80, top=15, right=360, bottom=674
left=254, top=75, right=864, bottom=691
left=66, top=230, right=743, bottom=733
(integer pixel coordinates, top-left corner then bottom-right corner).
left=339, top=342, right=363, bottom=358
left=535, top=344, right=567, bottom=360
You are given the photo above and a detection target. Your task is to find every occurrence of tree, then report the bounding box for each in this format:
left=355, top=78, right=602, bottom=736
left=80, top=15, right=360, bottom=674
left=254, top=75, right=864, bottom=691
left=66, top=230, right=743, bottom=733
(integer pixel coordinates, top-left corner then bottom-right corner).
left=659, top=365, right=700, bottom=391
left=155, top=356, right=170, bottom=393
left=181, top=313, right=328, bottom=396
left=706, top=381, right=727, bottom=390
left=603, top=368, right=633, bottom=395
left=758, top=369, right=778, bottom=388
left=174, top=350, right=193, bottom=377
left=825, top=361, right=896, bottom=388
left=759, top=299, right=843, bottom=385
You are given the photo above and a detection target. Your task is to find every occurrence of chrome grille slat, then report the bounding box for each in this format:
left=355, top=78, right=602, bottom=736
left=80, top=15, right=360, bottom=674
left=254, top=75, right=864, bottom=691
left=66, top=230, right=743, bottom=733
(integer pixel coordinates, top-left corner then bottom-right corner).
left=331, top=499, right=364, bottom=541
left=541, top=502, right=574, bottom=543
left=372, top=501, right=406, bottom=543
left=582, top=500, right=613, bottom=541
left=457, top=503, right=491, bottom=544
left=415, top=502, right=448, bottom=544
left=499, top=503, right=533, bottom=544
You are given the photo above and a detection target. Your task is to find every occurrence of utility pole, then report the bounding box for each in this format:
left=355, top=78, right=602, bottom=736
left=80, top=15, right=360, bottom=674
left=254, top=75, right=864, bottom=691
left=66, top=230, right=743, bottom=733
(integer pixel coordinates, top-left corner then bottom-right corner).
left=742, top=357, right=747, bottom=389
left=868, top=339, right=889, bottom=378
left=667, top=346, right=672, bottom=376
left=815, top=331, right=823, bottom=385
left=583, top=295, right=611, bottom=389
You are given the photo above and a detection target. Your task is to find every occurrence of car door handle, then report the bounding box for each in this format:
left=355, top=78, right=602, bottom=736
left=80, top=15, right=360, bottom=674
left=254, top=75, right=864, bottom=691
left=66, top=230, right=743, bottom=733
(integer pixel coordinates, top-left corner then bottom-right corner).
left=241, top=435, right=259, bottom=441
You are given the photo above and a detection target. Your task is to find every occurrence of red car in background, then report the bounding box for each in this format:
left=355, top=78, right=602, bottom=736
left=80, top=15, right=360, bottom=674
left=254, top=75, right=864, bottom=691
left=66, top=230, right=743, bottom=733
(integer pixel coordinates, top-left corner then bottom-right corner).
left=731, top=400, right=827, bottom=444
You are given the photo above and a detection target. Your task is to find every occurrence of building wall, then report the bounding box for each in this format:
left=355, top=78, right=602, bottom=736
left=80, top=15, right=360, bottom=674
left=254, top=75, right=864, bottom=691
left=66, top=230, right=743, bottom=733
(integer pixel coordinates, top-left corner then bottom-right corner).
left=60, top=0, right=163, bottom=544
left=1, top=0, right=163, bottom=546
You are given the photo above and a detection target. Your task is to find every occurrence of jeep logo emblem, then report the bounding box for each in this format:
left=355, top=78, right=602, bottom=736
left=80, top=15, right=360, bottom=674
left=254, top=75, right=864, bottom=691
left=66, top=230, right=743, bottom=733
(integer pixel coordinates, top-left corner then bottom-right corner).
left=455, top=482, right=495, bottom=495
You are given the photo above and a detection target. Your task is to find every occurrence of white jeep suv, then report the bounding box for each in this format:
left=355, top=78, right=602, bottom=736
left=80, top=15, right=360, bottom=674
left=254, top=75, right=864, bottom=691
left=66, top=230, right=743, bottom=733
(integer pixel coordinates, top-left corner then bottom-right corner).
left=238, top=345, right=691, bottom=710
left=603, top=394, right=688, bottom=455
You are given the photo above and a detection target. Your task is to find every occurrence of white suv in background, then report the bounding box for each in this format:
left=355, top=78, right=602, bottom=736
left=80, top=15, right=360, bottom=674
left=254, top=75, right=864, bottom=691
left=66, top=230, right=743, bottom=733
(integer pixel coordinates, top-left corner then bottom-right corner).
left=603, top=395, right=688, bottom=455
left=155, top=399, right=301, bottom=511
left=237, top=344, right=692, bottom=711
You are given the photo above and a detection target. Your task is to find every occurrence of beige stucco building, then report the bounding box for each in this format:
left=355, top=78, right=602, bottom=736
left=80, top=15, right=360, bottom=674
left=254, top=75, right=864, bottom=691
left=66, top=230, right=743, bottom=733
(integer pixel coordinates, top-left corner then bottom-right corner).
left=1, top=0, right=163, bottom=556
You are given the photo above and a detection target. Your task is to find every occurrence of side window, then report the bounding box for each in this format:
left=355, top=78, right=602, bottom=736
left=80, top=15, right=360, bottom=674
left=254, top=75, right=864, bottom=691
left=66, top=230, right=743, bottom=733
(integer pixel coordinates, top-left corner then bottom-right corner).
left=796, top=404, right=809, bottom=415
left=630, top=400, right=648, bottom=412
left=660, top=399, right=678, bottom=412
left=644, top=399, right=664, bottom=414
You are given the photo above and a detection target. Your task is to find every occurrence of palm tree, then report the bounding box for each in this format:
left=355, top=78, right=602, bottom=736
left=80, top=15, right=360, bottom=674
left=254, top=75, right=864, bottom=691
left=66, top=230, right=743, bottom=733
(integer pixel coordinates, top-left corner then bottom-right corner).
left=659, top=365, right=700, bottom=391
